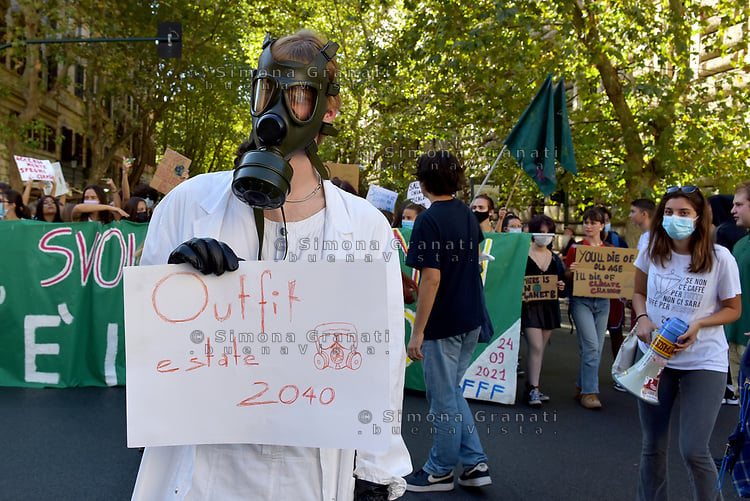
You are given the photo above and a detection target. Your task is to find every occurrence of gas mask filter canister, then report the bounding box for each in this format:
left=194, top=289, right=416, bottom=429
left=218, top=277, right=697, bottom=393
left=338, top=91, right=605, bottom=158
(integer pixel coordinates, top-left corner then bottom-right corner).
left=232, top=34, right=341, bottom=209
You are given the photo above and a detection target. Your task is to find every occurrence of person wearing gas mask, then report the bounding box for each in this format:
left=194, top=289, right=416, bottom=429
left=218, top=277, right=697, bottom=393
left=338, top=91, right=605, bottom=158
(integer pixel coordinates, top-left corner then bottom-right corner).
left=130, top=30, right=411, bottom=501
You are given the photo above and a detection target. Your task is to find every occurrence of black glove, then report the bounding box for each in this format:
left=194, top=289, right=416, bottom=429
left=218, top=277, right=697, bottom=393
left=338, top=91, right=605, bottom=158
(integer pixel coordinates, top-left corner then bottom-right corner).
left=167, top=238, right=240, bottom=276
left=353, top=478, right=389, bottom=501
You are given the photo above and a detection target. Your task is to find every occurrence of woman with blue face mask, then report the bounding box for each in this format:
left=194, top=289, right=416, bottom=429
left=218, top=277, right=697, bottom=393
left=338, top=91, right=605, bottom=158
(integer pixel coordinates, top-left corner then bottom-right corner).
left=397, top=202, right=425, bottom=230
left=631, top=185, right=741, bottom=500
left=0, top=189, right=30, bottom=220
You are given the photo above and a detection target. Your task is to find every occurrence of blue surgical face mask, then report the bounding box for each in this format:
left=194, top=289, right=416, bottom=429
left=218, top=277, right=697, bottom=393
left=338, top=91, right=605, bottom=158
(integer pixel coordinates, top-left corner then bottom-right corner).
left=604, top=223, right=611, bottom=233
left=401, top=219, right=415, bottom=230
left=662, top=215, right=696, bottom=240
left=507, top=227, right=522, bottom=233
left=0, top=204, right=7, bottom=219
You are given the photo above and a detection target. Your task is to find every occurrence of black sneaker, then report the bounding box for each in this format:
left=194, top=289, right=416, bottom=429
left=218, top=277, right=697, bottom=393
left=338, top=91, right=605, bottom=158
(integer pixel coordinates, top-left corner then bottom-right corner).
left=405, top=468, right=454, bottom=492
left=724, top=385, right=739, bottom=405
left=458, top=462, right=492, bottom=488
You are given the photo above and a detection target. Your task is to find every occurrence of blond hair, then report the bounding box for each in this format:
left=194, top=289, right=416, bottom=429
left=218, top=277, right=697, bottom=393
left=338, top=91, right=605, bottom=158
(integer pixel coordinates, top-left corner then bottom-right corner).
left=272, top=29, right=342, bottom=113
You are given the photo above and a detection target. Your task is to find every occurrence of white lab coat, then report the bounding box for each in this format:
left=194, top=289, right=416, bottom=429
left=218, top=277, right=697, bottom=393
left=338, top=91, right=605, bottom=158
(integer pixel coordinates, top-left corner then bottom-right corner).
left=131, top=171, right=411, bottom=501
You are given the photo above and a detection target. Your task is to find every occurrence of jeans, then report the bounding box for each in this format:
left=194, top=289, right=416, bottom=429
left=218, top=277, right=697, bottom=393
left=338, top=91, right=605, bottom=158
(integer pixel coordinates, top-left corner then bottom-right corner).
left=570, top=296, right=609, bottom=394
left=421, top=327, right=487, bottom=476
left=637, top=368, right=725, bottom=501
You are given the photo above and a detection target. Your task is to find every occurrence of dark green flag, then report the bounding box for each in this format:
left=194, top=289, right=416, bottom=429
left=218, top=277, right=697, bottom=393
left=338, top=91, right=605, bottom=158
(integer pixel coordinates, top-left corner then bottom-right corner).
left=504, top=74, right=577, bottom=196
left=554, top=76, right=577, bottom=177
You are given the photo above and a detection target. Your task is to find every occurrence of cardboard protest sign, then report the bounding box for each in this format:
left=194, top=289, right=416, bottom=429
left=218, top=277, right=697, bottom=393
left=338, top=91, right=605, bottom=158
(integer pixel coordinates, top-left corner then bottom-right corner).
left=49, top=162, right=69, bottom=196
left=327, top=163, right=360, bottom=192
left=124, top=261, right=392, bottom=451
left=407, top=181, right=431, bottom=208
left=523, top=275, right=558, bottom=301
left=149, top=148, right=191, bottom=194
left=365, top=185, right=398, bottom=212
left=573, top=246, right=639, bottom=299
left=14, top=156, right=56, bottom=182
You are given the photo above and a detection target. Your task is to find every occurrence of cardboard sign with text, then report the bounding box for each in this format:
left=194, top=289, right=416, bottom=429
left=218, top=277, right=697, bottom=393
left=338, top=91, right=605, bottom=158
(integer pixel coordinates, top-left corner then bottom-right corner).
left=124, top=261, right=391, bottom=451
left=149, top=148, right=191, bottom=195
left=407, top=181, right=431, bottom=209
left=365, top=185, right=398, bottom=212
left=573, top=246, right=639, bottom=299
left=522, top=275, right=557, bottom=301
left=14, top=156, right=56, bottom=182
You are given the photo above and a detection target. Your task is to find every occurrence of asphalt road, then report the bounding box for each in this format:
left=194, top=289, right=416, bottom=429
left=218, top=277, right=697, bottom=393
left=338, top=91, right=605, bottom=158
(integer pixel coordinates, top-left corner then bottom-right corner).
left=0, top=319, right=744, bottom=500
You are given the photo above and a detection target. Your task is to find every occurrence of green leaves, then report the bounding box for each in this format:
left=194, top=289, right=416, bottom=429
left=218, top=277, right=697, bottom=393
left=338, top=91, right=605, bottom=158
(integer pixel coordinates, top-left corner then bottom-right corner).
left=2, top=0, right=747, bottom=213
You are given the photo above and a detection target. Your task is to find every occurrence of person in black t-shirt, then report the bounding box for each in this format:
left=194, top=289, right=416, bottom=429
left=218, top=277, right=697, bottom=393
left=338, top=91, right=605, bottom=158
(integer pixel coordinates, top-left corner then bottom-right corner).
left=403, top=151, right=491, bottom=493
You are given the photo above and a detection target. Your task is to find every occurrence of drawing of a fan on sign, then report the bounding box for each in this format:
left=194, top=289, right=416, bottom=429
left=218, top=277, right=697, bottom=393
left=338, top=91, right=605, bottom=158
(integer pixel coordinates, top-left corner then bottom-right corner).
left=312, top=322, right=362, bottom=370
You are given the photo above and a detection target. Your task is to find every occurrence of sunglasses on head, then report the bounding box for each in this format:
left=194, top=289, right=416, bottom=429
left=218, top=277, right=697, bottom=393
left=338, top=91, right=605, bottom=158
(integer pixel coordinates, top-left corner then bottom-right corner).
left=665, top=185, right=699, bottom=194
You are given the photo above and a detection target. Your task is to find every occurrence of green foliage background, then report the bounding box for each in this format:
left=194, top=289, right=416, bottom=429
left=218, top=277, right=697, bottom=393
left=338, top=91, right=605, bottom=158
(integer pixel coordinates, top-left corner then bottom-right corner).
left=2, top=0, right=749, bottom=218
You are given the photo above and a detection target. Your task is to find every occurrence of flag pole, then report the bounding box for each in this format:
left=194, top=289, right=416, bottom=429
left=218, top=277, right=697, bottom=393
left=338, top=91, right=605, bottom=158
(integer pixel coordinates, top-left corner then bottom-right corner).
left=493, top=170, right=523, bottom=232
left=504, top=170, right=523, bottom=211
left=471, top=144, right=507, bottom=203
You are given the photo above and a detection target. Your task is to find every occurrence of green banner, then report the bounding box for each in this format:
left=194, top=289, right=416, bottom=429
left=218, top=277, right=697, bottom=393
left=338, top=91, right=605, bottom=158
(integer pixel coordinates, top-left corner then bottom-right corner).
left=0, top=222, right=527, bottom=398
left=394, top=228, right=531, bottom=403
left=0, top=220, right=148, bottom=387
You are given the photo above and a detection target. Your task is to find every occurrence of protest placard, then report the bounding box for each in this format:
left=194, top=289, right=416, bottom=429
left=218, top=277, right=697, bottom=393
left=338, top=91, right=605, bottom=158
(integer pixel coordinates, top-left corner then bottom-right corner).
left=13, top=156, right=56, bottom=182
left=327, top=163, right=360, bottom=192
left=406, top=181, right=431, bottom=208
left=573, top=246, right=639, bottom=299
left=522, top=275, right=558, bottom=301
left=124, top=261, right=392, bottom=451
left=365, top=184, right=398, bottom=212
left=149, top=148, right=191, bottom=194
left=49, top=162, right=69, bottom=196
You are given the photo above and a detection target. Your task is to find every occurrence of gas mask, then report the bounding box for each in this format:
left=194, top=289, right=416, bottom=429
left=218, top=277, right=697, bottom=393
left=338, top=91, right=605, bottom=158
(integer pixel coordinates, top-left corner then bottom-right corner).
left=312, top=323, right=362, bottom=370
left=232, top=34, right=341, bottom=209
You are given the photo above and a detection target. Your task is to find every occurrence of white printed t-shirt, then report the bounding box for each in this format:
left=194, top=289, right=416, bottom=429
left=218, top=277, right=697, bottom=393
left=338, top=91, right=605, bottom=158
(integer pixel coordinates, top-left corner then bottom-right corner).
left=637, top=231, right=650, bottom=253
left=634, top=244, right=741, bottom=372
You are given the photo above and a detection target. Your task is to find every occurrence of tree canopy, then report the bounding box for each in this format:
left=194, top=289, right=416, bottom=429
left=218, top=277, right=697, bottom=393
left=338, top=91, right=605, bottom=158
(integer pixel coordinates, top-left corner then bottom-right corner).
left=2, top=0, right=748, bottom=217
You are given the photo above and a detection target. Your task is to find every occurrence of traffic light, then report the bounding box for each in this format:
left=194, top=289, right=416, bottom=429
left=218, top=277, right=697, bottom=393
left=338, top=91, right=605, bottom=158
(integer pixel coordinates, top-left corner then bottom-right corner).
left=157, top=22, right=182, bottom=59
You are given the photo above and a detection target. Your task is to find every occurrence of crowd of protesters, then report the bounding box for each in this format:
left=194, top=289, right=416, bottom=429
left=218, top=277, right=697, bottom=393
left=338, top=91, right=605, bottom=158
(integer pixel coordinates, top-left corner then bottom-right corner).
left=0, top=158, right=159, bottom=224
left=4, top=149, right=749, bottom=499
left=392, top=172, right=750, bottom=499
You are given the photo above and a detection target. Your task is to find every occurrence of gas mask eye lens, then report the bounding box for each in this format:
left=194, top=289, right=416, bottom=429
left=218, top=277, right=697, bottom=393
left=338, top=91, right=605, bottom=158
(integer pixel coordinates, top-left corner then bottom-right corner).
left=252, top=77, right=276, bottom=114
left=285, top=84, right=317, bottom=122
left=319, top=333, right=335, bottom=349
